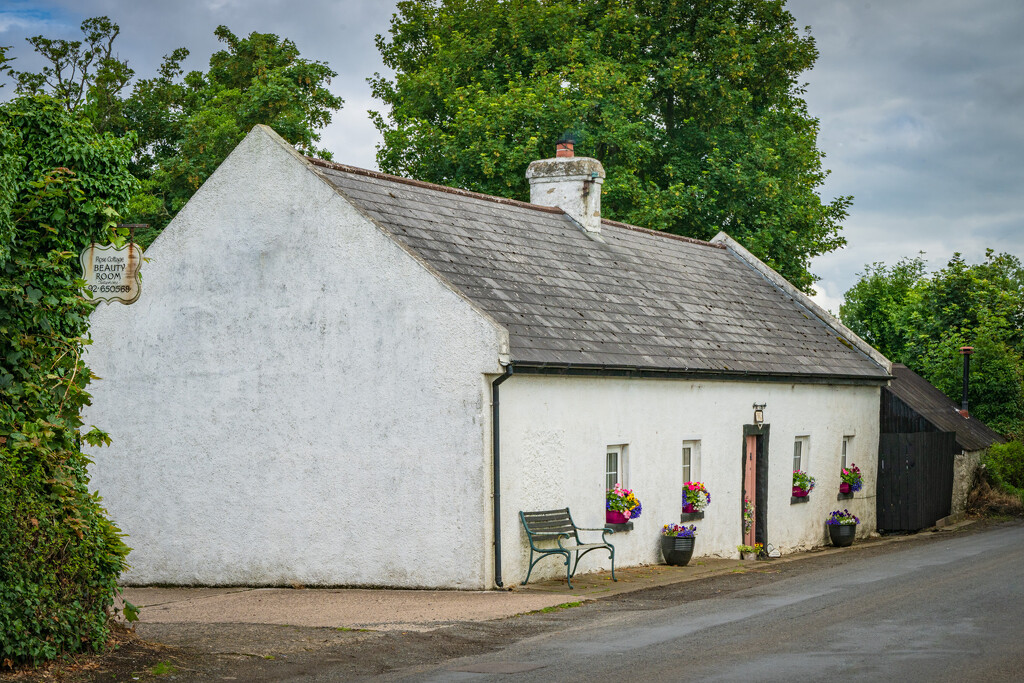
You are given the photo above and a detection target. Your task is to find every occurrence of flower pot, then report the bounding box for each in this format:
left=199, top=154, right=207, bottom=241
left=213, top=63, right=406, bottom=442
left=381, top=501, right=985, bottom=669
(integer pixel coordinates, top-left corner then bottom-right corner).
left=828, top=523, right=856, bottom=547
left=792, top=486, right=809, bottom=497
left=661, top=535, right=695, bottom=566
left=682, top=502, right=696, bottom=513
left=839, top=483, right=851, bottom=494
left=741, top=551, right=758, bottom=561
left=606, top=510, right=631, bottom=525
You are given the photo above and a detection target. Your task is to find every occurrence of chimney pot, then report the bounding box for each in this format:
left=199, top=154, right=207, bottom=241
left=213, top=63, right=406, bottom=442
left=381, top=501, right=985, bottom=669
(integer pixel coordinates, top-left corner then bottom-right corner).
left=555, top=140, right=574, bottom=158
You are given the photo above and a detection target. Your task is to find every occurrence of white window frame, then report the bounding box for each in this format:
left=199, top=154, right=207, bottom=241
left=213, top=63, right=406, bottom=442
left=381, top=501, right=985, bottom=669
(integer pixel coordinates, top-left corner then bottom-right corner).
left=841, top=436, right=853, bottom=470
left=606, top=444, right=629, bottom=490
left=793, top=435, right=810, bottom=472
left=682, top=440, right=701, bottom=484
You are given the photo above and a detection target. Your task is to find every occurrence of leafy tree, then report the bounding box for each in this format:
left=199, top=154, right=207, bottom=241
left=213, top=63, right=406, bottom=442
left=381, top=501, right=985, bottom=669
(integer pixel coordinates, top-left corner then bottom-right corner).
left=143, top=25, right=343, bottom=233
left=0, top=96, right=135, bottom=664
left=371, top=0, right=850, bottom=290
left=841, top=250, right=1024, bottom=436
left=4, top=20, right=343, bottom=245
left=839, top=256, right=926, bottom=361
left=9, top=17, right=133, bottom=133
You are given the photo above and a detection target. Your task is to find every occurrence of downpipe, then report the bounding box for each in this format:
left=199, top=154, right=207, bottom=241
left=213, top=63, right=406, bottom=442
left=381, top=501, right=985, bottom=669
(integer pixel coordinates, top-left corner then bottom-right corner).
left=491, top=366, right=513, bottom=588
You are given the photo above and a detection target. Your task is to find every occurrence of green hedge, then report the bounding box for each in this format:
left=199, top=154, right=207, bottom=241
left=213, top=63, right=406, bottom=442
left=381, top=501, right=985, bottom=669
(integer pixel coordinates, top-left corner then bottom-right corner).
left=984, top=440, right=1024, bottom=496
left=1, top=96, right=134, bottom=664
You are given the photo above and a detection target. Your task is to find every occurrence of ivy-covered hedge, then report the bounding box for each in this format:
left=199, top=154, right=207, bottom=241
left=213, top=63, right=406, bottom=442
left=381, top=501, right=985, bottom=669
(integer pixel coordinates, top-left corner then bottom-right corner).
left=1, top=96, right=136, bottom=664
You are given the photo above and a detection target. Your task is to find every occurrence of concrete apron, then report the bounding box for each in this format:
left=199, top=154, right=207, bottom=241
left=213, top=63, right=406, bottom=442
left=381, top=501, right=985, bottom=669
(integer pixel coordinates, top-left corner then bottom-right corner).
left=119, top=520, right=976, bottom=633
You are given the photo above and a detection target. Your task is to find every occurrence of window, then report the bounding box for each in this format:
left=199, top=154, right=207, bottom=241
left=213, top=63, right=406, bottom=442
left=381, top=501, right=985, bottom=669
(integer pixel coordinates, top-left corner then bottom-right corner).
left=606, top=445, right=629, bottom=490
left=841, top=436, right=853, bottom=470
left=682, top=440, right=701, bottom=483
left=793, top=436, right=810, bottom=472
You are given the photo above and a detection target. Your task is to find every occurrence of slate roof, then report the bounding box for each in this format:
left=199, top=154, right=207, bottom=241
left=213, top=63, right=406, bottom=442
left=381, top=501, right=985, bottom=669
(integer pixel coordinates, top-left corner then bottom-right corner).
left=888, top=364, right=1005, bottom=451
left=310, top=159, right=889, bottom=381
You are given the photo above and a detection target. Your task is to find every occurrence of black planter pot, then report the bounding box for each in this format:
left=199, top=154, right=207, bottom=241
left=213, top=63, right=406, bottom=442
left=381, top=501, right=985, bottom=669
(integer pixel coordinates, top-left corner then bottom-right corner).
left=828, top=523, right=857, bottom=547
left=661, top=535, right=695, bottom=566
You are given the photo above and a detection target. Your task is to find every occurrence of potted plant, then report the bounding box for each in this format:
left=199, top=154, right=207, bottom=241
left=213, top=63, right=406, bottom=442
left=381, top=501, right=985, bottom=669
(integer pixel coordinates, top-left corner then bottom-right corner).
left=737, top=543, right=763, bottom=560
left=606, top=484, right=642, bottom=524
left=793, top=470, right=816, bottom=497
left=840, top=464, right=863, bottom=494
left=661, top=524, right=698, bottom=566
left=682, top=481, right=711, bottom=513
left=826, top=509, right=859, bottom=547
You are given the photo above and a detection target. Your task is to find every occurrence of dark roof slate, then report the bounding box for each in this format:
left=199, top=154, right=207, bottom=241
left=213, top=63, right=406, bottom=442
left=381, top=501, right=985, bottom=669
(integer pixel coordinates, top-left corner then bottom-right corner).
left=312, top=160, right=888, bottom=379
left=888, top=364, right=1005, bottom=451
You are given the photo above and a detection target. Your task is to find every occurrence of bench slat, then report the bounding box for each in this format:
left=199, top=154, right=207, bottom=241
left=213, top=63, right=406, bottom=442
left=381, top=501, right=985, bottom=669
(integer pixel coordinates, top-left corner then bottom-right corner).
left=521, top=508, right=570, bottom=517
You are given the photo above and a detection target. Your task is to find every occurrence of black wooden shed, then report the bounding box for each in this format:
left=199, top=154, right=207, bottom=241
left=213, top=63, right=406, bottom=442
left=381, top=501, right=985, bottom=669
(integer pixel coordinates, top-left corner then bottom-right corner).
left=878, top=364, right=1004, bottom=532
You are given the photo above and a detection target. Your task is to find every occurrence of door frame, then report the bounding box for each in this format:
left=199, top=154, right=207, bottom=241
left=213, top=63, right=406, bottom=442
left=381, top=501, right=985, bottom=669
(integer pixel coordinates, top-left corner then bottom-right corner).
left=741, top=424, right=770, bottom=549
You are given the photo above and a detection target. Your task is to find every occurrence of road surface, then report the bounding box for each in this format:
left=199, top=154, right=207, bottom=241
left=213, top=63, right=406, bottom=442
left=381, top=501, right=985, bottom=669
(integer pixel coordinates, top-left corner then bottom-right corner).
left=378, top=524, right=1024, bottom=682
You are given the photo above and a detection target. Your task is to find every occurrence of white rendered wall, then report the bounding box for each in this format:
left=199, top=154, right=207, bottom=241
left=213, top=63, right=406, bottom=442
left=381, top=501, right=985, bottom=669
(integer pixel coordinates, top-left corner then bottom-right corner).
left=499, top=375, right=881, bottom=585
left=84, top=127, right=506, bottom=588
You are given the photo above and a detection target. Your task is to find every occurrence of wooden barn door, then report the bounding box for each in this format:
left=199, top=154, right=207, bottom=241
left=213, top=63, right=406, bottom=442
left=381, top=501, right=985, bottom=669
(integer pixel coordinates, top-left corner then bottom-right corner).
left=877, top=431, right=956, bottom=532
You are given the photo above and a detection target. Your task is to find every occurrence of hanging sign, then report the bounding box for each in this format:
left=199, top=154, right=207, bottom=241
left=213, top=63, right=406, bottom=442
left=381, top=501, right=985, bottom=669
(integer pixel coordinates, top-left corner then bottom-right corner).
left=80, top=242, right=144, bottom=305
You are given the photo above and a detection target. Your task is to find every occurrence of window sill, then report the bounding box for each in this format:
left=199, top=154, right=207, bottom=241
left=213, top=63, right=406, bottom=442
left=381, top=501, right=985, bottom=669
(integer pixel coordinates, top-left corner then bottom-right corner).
left=791, top=496, right=811, bottom=505
left=605, top=522, right=633, bottom=532
left=680, top=511, right=705, bottom=522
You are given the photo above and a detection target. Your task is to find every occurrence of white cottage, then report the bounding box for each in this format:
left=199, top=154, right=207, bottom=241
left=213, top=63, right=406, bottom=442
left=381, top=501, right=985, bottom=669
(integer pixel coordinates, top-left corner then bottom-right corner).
left=85, top=125, right=891, bottom=589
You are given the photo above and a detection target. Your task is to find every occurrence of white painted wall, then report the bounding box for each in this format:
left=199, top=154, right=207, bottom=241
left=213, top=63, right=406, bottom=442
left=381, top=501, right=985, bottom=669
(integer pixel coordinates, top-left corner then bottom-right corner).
left=498, top=375, right=881, bottom=585
left=84, top=126, right=506, bottom=588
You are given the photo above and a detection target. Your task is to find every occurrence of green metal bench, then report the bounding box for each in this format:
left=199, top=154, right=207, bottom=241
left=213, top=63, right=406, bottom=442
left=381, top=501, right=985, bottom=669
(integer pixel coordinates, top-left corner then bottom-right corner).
left=519, top=508, right=616, bottom=588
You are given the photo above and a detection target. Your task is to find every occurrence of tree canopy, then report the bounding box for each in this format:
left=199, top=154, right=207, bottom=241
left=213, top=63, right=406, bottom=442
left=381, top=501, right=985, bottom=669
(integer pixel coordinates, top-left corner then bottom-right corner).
left=4, top=18, right=343, bottom=245
left=371, top=0, right=850, bottom=291
left=841, top=251, right=1024, bottom=436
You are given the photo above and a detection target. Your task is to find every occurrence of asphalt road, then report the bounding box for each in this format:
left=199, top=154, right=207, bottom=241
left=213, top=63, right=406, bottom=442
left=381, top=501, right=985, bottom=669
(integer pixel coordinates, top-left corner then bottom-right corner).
left=381, top=524, right=1024, bottom=683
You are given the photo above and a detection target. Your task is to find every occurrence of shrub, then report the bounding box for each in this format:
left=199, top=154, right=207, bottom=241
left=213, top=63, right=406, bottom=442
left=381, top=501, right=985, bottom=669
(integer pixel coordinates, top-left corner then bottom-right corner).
left=0, top=96, right=134, bottom=665
left=984, top=440, right=1024, bottom=490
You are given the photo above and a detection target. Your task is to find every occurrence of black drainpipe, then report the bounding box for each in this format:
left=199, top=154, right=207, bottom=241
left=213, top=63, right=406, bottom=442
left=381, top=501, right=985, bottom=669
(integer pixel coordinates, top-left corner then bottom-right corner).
left=491, top=366, right=513, bottom=588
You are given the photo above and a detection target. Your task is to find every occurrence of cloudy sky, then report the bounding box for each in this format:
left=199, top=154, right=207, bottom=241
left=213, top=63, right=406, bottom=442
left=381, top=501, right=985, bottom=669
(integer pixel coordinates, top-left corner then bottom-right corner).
left=2, top=0, right=1022, bottom=312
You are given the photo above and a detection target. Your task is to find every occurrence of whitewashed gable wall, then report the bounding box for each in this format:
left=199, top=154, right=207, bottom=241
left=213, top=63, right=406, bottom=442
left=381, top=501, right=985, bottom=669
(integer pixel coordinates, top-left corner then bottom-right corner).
left=84, top=127, right=506, bottom=588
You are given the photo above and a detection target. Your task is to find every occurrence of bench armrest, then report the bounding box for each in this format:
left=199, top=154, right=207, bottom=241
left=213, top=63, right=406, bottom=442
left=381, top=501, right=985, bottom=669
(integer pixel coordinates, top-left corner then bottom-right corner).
left=575, top=526, right=614, bottom=544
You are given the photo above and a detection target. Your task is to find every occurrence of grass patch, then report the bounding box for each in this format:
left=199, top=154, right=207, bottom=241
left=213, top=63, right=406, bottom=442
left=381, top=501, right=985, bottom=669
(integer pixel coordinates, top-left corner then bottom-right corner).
left=537, top=601, right=583, bottom=613
left=149, top=661, right=178, bottom=676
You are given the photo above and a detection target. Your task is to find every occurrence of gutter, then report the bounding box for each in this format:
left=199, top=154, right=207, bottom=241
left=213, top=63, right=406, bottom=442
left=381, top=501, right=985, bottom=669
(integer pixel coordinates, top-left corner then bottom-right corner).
left=507, top=362, right=891, bottom=386
left=490, top=366, right=513, bottom=588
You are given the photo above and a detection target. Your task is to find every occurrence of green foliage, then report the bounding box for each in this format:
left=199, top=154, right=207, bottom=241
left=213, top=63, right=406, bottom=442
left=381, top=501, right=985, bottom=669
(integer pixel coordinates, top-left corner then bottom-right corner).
left=841, top=250, right=1024, bottom=436
left=137, top=26, right=342, bottom=228
left=10, top=17, right=133, bottom=133
left=839, top=256, right=927, bottom=361
left=0, top=95, right=133, bottom=665
left=985, top=440, right=1024, bottom=491
left=371, top=0, right=850, bottom=291
left=3, top=19, right=343, bottom=245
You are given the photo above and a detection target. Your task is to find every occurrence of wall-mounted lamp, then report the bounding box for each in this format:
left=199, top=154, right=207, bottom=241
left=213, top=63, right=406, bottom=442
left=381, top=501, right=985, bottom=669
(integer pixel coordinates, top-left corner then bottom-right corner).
left=753, top=403, right=766, bottom=428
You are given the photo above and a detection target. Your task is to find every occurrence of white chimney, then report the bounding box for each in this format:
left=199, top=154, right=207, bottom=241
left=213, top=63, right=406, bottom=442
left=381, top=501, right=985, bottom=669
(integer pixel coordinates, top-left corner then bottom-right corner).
left=526, top=135, right=605, bottom=234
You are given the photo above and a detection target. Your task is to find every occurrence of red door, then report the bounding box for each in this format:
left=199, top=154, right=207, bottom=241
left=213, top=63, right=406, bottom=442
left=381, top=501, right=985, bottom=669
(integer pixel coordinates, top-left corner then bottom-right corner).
left=744, top=434, right=757, bottom=546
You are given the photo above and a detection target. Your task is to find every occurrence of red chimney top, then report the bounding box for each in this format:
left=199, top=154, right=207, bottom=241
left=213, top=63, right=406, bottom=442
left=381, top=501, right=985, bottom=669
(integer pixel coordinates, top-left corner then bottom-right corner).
left=960, top=346, right=974, bottom=355
left=555, top=140, right=574, bottom=158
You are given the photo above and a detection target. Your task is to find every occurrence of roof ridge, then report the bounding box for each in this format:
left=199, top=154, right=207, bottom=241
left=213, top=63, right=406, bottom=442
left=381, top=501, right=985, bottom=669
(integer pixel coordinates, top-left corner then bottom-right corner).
left=600, top=218, right=725, bottom=249
left=306, top=157, right=564, bottom=215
